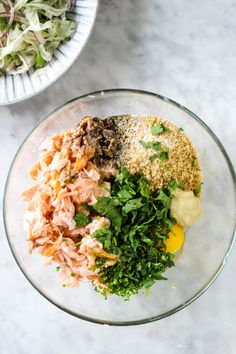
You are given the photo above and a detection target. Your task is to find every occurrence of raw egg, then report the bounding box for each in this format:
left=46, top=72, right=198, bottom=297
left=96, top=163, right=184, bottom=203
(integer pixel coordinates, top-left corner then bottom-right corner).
left=165, top=224, right=185, bottom=253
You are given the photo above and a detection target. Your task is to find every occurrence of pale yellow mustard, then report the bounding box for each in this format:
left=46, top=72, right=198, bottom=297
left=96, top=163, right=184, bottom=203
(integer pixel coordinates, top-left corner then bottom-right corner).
left=170, top=189, right=203, bottom=228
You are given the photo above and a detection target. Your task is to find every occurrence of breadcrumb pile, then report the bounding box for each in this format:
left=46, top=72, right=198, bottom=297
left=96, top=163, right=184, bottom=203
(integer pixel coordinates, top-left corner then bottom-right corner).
left=108, top=115, right=202, bottom=191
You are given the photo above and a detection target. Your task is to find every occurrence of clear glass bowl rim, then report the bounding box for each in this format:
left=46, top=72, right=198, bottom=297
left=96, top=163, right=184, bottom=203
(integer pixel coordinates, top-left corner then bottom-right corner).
left=3, top=88, right=236, bottom=326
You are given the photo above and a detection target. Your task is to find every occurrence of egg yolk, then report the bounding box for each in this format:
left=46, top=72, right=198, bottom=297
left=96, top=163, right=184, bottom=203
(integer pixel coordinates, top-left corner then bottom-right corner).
left=165, top=224, right=185, bottom=253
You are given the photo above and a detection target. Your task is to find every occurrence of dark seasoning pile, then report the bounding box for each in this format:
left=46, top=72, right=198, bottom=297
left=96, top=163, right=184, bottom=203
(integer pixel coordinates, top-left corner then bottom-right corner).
left=75, top=116, right=119, bottom=171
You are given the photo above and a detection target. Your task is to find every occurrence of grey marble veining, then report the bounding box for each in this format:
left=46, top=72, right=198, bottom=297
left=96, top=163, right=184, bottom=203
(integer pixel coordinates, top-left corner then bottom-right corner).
left=0, top=0, right=236, bottom=353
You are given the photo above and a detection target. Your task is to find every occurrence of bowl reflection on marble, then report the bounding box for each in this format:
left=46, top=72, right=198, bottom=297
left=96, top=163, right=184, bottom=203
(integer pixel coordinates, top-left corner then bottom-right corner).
left=3, top=89, right=236, bottom=325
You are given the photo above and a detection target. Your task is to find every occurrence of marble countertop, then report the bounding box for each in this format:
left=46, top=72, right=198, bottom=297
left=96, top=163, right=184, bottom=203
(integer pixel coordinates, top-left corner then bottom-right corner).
left=0, top=0, right=236, bottom=353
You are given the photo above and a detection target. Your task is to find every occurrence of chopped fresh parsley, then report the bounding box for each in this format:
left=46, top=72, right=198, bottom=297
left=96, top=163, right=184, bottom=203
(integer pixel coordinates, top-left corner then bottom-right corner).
left=149, top=153, right=159, bottom=163
left=91, top=167, right=175, bottom=300
left=151, top=141, right=161, bottom=150
left=139, top=140, right=149, bottom=149
left=194, top=182, right=202, bottom=196
left=139, top=139, right=169, bottom=164
left=149, top=148, right=169, bottom=163
left=92, top=227, right=114, bottom=249
left=178, top=127, right=184, bottom=132
left=82, top=203, right=90, bottom=211
left=122, top=197, right=143, bottom=213
left=167, top=179, right=185, bottom=193
left=139, top=140, right=161, bottom=150
left=168, top=179, right=179, bottom=193
left=157, top=190, right=171, bottom=210
left=56, top=266, right=61, bottom=272
left=163, top=164, right=170, bottom=171
left=151, top=123, right=169, bottom=136
left=159, top=149, right=169, bottom=160
left=192, top=156, right=197, bottom=167
left=93, top=197, right=122, bottom=231
left=74, top=212, right=91, bottom=227
left=165, top=217, right=176, bottom=230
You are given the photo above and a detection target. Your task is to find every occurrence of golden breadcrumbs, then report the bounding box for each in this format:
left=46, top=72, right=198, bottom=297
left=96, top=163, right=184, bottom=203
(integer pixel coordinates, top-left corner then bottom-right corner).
left=109, top=115, right=202, bottom=191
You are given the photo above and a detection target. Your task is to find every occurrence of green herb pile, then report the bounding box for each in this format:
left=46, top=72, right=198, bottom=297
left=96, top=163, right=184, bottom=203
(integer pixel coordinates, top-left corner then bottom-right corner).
left=0, top=0, right=77, bottom=75
left=89, top=167, right=177, bottom=300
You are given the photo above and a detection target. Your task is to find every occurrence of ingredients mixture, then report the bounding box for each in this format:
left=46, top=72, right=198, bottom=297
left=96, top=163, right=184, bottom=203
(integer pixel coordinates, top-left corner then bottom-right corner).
left=0, top=0, right=76, bottom=75
left=22, top=115, right=203, bottom=299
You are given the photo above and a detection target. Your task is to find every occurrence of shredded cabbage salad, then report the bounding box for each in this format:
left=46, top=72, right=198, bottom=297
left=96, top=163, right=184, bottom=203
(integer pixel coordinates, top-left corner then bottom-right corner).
left=0, top=0, right=77, bottom=75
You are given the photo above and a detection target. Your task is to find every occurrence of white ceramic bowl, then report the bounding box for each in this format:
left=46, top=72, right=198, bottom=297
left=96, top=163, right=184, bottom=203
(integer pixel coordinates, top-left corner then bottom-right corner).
left=0, top=0, right=98, bottom=106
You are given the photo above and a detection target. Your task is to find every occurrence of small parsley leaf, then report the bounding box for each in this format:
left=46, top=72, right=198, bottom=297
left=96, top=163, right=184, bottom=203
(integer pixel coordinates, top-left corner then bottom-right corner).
left=149, top=153, right=159, bottom=163
left=168, top=179, right=178, bottom=193
left=159, top=150, right=169, bottom=160
left=139, top=140, right=149, bottom=149
left=194, top=182, right=202, bottom=196
left=139, top=140, right=161, bottom=150
left=149, top=149, right=169, bottom=162
left=157, top=191, right=171, bottom=209
left=122, top=198, right=143, bottom=213
left=151, top=141, right=161, bottom=150
left=192, top=156, right=197, bottom=167
left=151, top=123, right=169, bottom=136
left=92, top=227, right=113, bottom=250
left=74, top=212, right=91, bottom=227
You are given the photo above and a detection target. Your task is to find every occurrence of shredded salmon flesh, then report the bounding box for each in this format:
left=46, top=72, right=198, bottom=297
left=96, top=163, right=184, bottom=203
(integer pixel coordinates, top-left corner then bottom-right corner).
left=22, top=128, right=117, bottom=288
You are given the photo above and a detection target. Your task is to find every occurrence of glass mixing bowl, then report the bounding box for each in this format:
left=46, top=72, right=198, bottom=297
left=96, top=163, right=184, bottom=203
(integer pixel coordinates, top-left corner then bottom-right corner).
left=3, top=89, right=236, bottom=325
